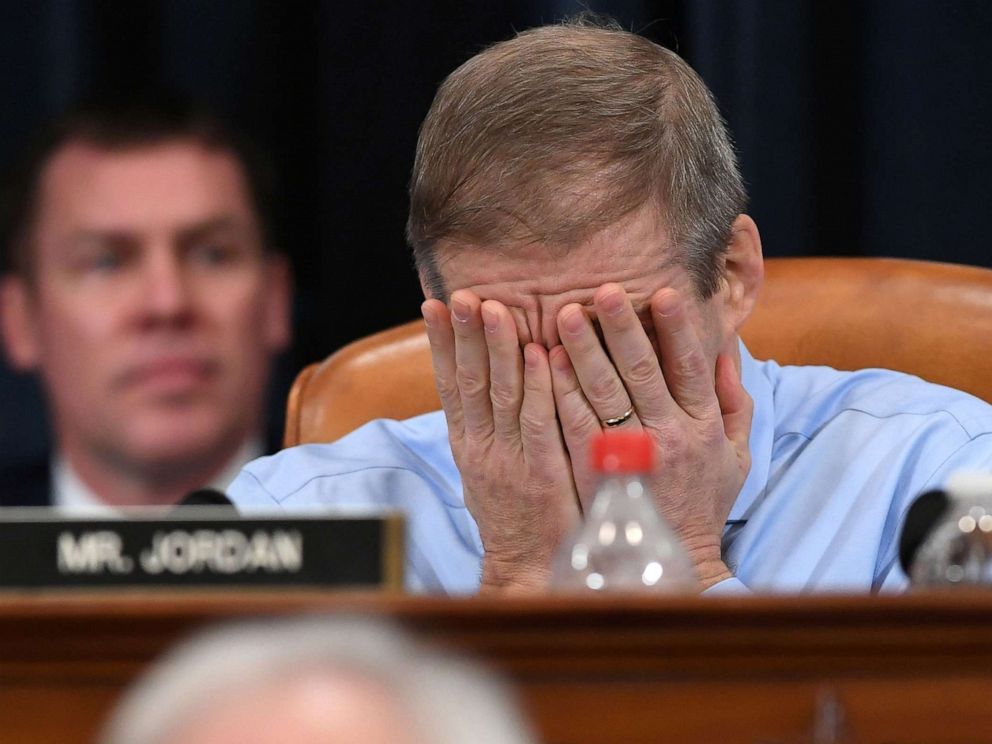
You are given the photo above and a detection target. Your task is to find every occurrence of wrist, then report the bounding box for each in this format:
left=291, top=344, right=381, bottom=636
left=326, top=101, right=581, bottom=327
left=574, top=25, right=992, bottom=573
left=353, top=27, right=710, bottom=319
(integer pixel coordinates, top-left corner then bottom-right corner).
left=693, top=558, right=733, bottom=590
left=479, top=556, right=550, bottom=595
left=678, top=533, right=732, bottom=590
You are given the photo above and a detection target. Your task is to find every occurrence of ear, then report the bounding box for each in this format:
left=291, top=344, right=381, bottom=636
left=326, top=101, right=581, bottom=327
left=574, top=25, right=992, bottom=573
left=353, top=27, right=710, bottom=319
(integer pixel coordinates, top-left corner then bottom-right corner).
left=261, top=254, right=292, bottom=353
left=720, top=214, right=764, bottom=335
left=0, top=275, right=42, bottom=371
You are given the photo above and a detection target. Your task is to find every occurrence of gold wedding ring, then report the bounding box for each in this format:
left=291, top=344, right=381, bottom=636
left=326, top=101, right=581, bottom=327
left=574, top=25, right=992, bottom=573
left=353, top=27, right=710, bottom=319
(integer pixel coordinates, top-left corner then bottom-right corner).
left=602, top=406, right=635, bottom=428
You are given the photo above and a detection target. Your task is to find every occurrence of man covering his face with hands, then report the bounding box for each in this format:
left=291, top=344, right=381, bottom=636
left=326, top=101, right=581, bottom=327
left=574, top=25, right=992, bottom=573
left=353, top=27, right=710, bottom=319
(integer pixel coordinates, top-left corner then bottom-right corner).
left=229, top=20, right=992, bottom=594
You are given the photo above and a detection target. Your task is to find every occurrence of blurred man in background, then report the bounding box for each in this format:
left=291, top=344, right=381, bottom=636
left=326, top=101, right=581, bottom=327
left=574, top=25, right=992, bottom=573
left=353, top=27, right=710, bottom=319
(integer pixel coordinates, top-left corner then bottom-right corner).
left=100, top=617, right=537, bottom=744
left=0, top=98, right=290, bottom=509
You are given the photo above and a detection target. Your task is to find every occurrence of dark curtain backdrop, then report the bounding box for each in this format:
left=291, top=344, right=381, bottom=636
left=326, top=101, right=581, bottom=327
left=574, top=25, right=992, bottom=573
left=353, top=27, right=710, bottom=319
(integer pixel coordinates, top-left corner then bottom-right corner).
left=2, top=1, right=990, bottom=463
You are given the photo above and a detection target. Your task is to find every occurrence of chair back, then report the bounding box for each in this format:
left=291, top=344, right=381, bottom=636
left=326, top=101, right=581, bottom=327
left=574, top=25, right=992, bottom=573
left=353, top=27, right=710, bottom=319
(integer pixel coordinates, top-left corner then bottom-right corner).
left=283, top=321, right=435, bottom=447
left=285, top=257, right=992, bottom=446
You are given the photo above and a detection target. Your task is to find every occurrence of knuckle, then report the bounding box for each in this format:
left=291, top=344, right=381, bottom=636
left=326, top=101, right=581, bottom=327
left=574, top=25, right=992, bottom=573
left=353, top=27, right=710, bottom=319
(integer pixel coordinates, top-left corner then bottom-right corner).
left=672, top=349, right=706, bottom=381
left=525, top=441, right=554, bottom=464
left=446, top=427, right=464, bottom=452
left=463, top=467, right=489, bottom=494
left=556, top=386, right=589, bottom=417
left=442, top=406, right=462, bottom=428
left=455, top=366, right=488, bottom=398
left=652, top=425, right=685, bottom=457
left=700, top=422, right=726, bottom=448
left=519, top=410, right=551, bottom=440
left=492, top=418, right=518, bottom=440
left=463, top=413, right=494, bottom=440
left=624, top=352, right=660, bottom=386
left=435, top=376, right=459, bottom=402
left=588, top=374, right=625, bottom=403
left=528, top=460, right=560, bottom=485
left=575, top=334, right=602, bottom=356
left=489, top=380, right=518, bottom=411
left=461, top=433, right=490, bottom=460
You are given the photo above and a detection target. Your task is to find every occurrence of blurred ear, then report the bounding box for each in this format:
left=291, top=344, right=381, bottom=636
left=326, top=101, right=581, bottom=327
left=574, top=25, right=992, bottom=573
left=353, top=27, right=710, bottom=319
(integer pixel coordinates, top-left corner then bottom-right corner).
left=0, top=276, right=41, bottom=371
left=262, top=254, right=292, bottom=353
left=720, top=214, right=764, bottom=334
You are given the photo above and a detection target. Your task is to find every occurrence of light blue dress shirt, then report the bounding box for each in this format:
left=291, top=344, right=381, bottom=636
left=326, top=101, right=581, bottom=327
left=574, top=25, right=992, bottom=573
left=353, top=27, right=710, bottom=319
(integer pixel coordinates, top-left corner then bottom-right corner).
left=228, top=345, right=992, bottom=594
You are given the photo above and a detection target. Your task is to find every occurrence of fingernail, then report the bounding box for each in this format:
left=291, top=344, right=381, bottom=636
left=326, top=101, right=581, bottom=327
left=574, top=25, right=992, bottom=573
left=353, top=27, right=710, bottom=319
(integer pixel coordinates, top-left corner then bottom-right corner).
left=421, top=302, right=434, bottom=327
left=599, top=291, right=624, bottom=317
left=561, top=308, right=585, bottom=335
left=481, top=304, right=499, bottom=334
left=451, top=298, right=471, bottom=323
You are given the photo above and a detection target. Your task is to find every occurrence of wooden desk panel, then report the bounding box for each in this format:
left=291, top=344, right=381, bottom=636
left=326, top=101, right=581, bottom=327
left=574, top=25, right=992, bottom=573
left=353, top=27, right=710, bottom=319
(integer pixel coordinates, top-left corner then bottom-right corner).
left=2, top=592, right=992, bottom=743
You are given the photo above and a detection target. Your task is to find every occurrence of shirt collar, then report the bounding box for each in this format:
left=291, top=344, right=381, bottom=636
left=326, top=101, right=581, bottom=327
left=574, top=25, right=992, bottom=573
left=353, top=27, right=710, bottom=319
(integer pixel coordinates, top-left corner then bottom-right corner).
left=51, top=458, right=119, bottom=516
left=51, top=438, right=264, bottom=515
left=726, top=341, right=775, bottom=523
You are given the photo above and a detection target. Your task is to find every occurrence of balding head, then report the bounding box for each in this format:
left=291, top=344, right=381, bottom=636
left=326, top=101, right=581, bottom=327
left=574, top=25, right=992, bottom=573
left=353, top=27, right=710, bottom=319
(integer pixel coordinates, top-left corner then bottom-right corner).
left=100, top=618, right=537, bottom=744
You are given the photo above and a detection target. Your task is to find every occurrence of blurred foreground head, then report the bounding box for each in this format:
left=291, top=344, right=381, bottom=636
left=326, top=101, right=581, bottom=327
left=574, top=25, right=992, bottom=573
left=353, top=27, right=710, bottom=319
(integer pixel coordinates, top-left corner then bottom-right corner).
left=100, top=617, right=537, bottom=744
left=0, top=95, right=290, bottom=506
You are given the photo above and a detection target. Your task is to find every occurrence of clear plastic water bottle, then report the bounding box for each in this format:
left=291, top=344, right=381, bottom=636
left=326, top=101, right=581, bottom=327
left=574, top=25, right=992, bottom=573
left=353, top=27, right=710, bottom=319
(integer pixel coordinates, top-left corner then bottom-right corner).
left=550, top=430, right=697, bottom=593
left=910, top=472, right=992, bottom=587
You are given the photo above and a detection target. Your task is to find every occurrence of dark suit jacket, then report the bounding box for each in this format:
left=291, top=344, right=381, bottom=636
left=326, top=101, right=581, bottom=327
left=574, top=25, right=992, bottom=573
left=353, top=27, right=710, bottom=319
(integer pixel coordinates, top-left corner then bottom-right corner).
left=0, top=458, right=52, bottom=507
left=0, top=431, right=281, bottom=508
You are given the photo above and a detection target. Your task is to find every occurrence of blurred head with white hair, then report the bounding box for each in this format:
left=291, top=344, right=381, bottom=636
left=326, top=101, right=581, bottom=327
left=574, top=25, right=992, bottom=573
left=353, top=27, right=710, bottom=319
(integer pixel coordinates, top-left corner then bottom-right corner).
left=100, top=617, right=537, bottom=744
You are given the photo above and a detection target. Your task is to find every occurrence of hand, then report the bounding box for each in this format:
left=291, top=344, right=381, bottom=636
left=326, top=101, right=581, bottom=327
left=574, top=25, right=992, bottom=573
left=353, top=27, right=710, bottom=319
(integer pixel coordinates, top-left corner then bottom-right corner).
left=421, top=290, right=581, bottom=594
left=551, top=284, right=753, bottom=589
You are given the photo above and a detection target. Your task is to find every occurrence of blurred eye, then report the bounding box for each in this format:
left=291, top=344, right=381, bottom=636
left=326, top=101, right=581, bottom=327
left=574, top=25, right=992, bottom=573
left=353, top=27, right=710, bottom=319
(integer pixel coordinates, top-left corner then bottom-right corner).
left=82, top=248, right=124, bottom=274
left=190, top=241, right=244, bottom=267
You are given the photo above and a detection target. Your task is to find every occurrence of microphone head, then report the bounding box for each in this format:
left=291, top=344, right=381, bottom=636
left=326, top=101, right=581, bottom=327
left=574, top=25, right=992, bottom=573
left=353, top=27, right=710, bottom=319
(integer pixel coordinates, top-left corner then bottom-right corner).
left=898, top=489, right=950, bottom=573
left=177, top=488, right=235, bottom=508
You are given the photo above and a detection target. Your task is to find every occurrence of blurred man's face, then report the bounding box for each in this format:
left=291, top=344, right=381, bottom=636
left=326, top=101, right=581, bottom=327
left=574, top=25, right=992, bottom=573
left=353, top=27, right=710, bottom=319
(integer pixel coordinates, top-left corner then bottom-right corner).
left=1, top=139, right=289, bottom=486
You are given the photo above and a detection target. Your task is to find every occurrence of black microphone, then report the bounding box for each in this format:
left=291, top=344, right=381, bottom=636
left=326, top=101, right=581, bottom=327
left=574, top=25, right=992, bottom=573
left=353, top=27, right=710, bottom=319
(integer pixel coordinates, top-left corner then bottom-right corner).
left=174, top=488, right=237, bottom=509
left=898, top=489, right=950, bottom=573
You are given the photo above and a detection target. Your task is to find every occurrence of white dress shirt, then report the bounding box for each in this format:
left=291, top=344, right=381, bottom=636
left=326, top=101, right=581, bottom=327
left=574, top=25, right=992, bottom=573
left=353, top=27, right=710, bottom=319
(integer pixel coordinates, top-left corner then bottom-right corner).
left=52, top=438, right=263, bottom=515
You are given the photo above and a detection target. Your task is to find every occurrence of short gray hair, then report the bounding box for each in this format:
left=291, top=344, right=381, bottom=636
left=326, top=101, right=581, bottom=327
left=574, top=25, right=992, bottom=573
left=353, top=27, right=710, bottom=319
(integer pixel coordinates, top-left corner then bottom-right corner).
left=100, top=617, right=537, bottom=744
left=407, top=17, right=746, bottom=299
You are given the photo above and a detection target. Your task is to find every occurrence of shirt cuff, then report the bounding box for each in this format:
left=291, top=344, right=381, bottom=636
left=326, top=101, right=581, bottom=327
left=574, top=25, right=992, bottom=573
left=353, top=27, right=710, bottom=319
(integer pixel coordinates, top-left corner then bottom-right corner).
left=702, top=576, right=751, bottom=595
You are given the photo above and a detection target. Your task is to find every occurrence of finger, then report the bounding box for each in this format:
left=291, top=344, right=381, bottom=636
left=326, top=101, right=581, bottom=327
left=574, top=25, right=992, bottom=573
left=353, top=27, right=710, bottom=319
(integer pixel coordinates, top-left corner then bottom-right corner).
left=450, top=290, right=494, bottom=440
left=593, top=283, right=673, bottom=423
left=482, top=299, right=523, bottom=442
left=556, top=302, right=640, bottom=429
left=651, top=288, right=719, bottom=420
left=715, top=352, right=753, bottom=457
left=549, top=345, right=603, bottom=512
left=422, top=299, right=463, bottom=441
left=519, top=343, right=569, bottom=464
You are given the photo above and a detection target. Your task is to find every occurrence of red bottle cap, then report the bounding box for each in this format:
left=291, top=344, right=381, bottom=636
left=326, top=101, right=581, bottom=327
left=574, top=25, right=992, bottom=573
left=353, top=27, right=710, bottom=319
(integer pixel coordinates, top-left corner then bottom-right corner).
left=591, top=431, right=655, bottom=474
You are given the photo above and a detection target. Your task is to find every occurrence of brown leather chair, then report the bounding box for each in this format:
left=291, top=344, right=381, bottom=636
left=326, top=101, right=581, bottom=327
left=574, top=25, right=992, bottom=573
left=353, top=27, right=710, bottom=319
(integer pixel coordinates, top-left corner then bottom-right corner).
left=284, top=257, right=992, bottom=447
